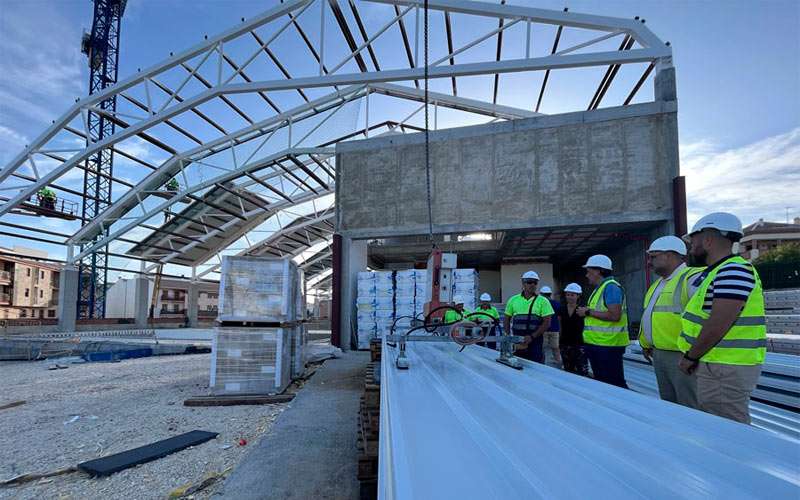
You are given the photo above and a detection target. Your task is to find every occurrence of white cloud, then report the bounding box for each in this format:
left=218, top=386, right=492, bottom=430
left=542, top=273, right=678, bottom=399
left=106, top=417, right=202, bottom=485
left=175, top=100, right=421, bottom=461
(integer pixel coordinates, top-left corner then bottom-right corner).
left=681, top=127, right=800, bottom=227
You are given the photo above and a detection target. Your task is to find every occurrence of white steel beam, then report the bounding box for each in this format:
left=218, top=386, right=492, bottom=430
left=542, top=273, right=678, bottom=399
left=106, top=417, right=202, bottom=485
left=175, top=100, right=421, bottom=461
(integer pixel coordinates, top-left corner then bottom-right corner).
left=0, top=47, right=662, bottom=221
left=69, top=147, right=332, bottom=264
left=0, top=0, right=311, bottom=185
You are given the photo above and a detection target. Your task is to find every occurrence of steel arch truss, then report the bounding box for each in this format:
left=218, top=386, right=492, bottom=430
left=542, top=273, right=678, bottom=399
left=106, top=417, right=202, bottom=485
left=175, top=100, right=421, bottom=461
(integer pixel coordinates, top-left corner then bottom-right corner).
left=0, top=0, right=671, bottom=289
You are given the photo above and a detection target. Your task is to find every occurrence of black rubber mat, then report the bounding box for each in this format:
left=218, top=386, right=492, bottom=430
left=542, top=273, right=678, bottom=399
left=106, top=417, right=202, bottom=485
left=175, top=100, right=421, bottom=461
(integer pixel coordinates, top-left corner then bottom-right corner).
left=78, top=430, right=218, bottom=477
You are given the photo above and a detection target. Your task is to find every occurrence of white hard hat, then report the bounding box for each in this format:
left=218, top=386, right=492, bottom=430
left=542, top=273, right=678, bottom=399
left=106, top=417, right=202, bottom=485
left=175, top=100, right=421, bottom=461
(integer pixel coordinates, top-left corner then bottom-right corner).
left=564, top=283, right=582, bottom=294
left=539, top=286, right=552, bottom=294
left=648, top=235, right=687, bottom=256
left=686, top=212, right=743, bottom=239
left=521, top=271, right=540, bottom=280
left=583, top=254, right=613, bottom=271
left=479, top=293, right=492, bottom=301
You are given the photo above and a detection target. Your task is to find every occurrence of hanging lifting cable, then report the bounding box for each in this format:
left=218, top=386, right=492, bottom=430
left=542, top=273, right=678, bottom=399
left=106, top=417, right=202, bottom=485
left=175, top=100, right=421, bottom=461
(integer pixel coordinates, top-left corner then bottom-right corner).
left=423, top=0, right=434, bottom=246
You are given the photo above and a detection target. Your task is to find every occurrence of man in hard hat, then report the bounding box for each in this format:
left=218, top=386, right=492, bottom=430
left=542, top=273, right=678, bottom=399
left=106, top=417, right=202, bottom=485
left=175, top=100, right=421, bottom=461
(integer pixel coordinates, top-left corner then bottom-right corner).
left=469, top=293, right=500, bottom=348
left=577, top=255, right=629, bottom=388
left=504, top=271, right=554, bottom=363
left=639, top=236, right=703, bottom=408
left=560, top=283, right=589, bottom=376
left=677, top=212, right=767, bottom=424
left=443, top=303, right=470, bottom=324
left=539, top=286, right=563, bottom=367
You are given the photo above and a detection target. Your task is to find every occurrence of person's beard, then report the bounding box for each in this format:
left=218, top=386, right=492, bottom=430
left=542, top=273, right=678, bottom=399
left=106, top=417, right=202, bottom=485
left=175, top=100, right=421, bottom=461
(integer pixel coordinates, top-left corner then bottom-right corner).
left=687, top=248, right=707, bottom=267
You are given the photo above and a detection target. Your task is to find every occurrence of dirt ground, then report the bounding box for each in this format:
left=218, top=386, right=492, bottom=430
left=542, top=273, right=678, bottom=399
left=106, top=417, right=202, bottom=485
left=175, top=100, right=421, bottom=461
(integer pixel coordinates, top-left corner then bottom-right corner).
left=0, top=354, right=288, bottom=499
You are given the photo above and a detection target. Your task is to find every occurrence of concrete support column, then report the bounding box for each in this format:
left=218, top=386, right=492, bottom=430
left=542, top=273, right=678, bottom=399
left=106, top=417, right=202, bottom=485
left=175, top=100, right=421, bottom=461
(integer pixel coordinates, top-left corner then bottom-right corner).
left=339, top=236, right=367, bottom=351
left=57, top=265, right=79, bottom=332
left=187, top=282, right=199, bottom=328
left=654, top=65, right=677, bottom=103
left=134, top=275, right=150, bottom=328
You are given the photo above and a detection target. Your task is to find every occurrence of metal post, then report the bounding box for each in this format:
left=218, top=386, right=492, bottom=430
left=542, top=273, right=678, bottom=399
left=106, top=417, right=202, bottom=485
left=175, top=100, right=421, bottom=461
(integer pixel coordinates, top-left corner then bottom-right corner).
left=319, top=0, right=325, bottom=76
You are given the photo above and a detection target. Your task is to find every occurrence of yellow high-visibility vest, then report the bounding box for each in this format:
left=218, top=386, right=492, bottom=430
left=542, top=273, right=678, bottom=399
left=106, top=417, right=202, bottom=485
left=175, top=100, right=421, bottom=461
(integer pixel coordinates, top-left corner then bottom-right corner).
left=583, top=279, right=629, bottom=346
left=677, top=256, right=766, bottom=365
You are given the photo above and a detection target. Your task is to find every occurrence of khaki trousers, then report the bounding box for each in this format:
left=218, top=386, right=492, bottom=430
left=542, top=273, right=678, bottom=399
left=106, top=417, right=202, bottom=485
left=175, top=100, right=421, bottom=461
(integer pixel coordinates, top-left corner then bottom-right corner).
left=652, top=349, right=698, bottom=409
left=696, top=362, right=762, bottom=424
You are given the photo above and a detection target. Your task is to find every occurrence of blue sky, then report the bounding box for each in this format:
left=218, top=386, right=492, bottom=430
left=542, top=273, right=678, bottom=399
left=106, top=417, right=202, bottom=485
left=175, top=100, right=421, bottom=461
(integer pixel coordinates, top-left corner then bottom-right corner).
left=0, top=0, right=798, bottom=267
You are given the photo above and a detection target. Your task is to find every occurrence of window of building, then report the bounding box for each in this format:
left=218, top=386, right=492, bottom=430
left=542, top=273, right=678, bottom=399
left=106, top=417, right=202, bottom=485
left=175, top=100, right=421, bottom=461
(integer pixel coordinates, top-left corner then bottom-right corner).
left=20, top=309, right=27, bottom=318
left=24, top=288, right=29, bottom=297
left=39, top=309, right=44, bottom=319
left=26, top=268, right=30, bottom=277
left=173, top=303, right=180, bottom=313
left=40, top=270, right=45, bottom=279
left=48, top=310, right=55, bottom=318
left=39, top=289, right=43, bottom=298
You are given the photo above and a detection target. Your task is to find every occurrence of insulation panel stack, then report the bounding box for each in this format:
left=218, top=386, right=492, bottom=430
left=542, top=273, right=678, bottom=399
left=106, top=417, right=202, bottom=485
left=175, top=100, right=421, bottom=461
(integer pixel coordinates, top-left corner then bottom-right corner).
left=211, top=256, right=305, bottom=395
left=453, top=269, right=479, bottom=312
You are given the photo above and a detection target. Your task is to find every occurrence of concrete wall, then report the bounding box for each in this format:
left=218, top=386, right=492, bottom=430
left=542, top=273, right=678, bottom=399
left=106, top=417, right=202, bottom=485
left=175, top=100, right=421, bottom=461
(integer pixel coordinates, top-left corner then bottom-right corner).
left=336, top=101, right=678, bottom=239
left=477, top=270, right=501, bottom=302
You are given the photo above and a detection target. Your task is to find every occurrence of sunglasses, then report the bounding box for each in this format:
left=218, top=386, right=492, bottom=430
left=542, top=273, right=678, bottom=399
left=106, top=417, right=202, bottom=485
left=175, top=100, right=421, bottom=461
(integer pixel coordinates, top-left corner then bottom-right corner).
left=522, top=280, right=538, bottom=285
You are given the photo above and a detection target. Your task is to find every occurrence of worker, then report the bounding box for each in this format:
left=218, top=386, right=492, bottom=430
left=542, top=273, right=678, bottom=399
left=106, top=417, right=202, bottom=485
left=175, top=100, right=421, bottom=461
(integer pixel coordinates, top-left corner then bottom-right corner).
left=639, top=236, right=703, bottom=408
left=539, top=286, right=563, bottom=366
left=577, top=255, right=629, bottom=388
left=443, top=303, right=469, bottom=324
left=37, top=186, right=56, bottom=209
left=504, top=271, right=554, bottom=364
left=469, top=293, right=499, bottom=323
left=560, top=283, right=588, bottom=376
left=469, top=293, right=500, bottom=348
left=677, top=212, right=767, bottom=424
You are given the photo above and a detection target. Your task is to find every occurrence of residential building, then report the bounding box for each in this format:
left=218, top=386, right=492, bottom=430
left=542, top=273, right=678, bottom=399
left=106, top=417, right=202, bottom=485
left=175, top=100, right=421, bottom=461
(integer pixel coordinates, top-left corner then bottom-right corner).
left=739, top=217, right=800, bottom=260
left=0, top=246, right=61, bottom=319
left=105, top=276, right=219, bottom=319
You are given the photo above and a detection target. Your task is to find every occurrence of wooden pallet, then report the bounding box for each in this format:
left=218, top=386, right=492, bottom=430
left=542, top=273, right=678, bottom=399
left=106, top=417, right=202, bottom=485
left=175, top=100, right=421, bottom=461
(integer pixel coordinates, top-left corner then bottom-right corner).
left=357, top=362, right=380, bottom=498
left=369, top=338, right=382, bottom=362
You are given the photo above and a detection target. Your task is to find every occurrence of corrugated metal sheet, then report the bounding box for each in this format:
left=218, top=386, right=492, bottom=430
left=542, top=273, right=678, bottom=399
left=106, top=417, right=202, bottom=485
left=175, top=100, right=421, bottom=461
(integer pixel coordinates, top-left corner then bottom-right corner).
left=379, top=341, right=800, bottom=499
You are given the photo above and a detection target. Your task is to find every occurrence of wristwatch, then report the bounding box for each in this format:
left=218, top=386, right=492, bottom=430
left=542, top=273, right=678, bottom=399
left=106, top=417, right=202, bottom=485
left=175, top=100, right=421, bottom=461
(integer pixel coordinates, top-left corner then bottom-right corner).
left=683, top=353, right=700, bottom=363
left=586, top=309, right=592, bottom=318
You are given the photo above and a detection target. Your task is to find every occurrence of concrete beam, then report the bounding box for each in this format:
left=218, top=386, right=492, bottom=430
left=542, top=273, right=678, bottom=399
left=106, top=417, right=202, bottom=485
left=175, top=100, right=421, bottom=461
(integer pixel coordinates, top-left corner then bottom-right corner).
left=187, top=282, right=200, bottom=328
left=338, top=237, right=368, bottom=351
left=57, top=265, right=78, bottom=332
left=134, top=276, right=150, bottom=328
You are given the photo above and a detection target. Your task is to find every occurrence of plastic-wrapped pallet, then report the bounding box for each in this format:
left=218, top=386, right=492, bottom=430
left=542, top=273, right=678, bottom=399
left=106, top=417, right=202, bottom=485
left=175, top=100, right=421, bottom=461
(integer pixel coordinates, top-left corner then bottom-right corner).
left=357, top=326, right=376, bottom=350
left=453, top=268, right=478, bottom=283
left=210, top=326, right=291, bottom=395
left=218, top=256, right=301, bottom=322
left=290, top=324, right=306, bottom=380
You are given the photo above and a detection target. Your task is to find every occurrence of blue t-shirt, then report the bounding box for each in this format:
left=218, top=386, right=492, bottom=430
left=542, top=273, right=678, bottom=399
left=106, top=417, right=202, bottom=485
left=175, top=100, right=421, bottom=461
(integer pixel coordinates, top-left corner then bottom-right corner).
left=547, top=299, right=561, bottom=331
left=601, top=277, right=623, bottom=305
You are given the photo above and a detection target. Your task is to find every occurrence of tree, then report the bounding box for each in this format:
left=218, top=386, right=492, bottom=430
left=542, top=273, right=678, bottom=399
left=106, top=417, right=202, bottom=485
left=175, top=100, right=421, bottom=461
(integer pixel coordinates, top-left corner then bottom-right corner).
left=753, top=243, right=800, bottom=265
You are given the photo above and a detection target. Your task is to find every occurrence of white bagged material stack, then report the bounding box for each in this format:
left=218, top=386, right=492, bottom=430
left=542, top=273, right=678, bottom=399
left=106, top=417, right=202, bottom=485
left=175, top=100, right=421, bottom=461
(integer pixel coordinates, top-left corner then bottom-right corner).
left=357, top=272, right=377, bottom=349
left=290, top=323, right=307, bottom=379
left=453, top=268, right=479, bottom=311
left=210, top=327, right=292, bottom=395
left=395, top=269, right=416, bottom=325
left=218, top=256, right=301, bottom=322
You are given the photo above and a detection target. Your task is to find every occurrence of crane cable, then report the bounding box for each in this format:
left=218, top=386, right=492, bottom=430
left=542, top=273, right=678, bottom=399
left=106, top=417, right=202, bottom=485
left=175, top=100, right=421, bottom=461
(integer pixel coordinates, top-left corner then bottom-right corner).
left=423, top=0, right=434, bottom=246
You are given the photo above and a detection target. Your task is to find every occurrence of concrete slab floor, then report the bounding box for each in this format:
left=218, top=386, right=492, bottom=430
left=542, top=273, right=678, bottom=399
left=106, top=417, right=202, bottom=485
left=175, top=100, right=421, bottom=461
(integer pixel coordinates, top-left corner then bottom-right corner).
left=219, top=350, right=370, bottom=500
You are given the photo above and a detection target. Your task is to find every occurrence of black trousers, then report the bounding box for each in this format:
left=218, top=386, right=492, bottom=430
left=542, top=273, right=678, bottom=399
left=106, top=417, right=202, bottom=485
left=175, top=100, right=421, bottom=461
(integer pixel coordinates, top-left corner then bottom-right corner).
left=560, top=345, right=589, bottom=376
left=584, top=344, right=628, bottom=388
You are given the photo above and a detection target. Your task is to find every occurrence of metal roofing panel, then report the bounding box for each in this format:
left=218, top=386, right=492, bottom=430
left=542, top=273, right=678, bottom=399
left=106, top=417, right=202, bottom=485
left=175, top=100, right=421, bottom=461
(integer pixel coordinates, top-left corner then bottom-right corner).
left=379, top=342, right=799, bottom=499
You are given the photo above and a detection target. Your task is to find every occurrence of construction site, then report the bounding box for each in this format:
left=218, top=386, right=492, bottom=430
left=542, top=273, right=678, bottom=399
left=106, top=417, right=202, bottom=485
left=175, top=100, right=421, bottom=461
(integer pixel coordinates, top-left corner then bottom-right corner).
left=0, top=0, right=798, bottom=499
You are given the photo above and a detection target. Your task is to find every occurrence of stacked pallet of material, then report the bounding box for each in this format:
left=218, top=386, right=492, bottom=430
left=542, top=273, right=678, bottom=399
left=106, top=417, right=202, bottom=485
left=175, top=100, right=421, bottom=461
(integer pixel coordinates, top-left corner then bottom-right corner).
left=413, top=270, right=427, bottom=319
left=210, top=256, right=304, bottom=395
left=765, top=289, right=800, bottom=334
left=453, top=269, right=479, bottom=311
left=394, top=270, right=417, bottom=336
left=357, top=361, right=380, bottom=499
left=357, top=272, right=377, bottom=350
left=374, top=271, right=395, bottom=339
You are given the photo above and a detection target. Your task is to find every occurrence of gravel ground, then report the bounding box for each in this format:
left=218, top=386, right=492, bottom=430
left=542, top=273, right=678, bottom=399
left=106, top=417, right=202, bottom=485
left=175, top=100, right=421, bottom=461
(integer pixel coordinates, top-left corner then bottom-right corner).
left=0, top=354, right=288, bottom=499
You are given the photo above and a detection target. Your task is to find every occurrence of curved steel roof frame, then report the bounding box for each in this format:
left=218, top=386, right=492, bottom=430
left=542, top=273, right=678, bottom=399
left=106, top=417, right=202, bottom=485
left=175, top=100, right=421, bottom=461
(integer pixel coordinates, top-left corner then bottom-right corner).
left=0, top=0, right=671, bottom=286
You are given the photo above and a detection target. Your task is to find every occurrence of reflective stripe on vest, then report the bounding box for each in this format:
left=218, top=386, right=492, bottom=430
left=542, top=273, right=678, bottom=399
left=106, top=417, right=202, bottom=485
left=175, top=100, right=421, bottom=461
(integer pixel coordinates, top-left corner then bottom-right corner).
left=638, top=266, right=702, bottom=351
left=676, top=256, right=767, bottom=365
left=583, top=278, right=629, bottom=347
left=679, top=333, right=767, bottom=349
